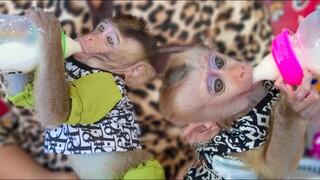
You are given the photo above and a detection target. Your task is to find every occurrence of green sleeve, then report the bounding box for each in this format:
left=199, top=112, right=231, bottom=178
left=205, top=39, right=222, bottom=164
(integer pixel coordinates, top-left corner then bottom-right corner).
left=7, top=82, right=35, bottom=108
left=8, top=72, right=122, bottom=124
left=122, top=158, right=165, bottom=180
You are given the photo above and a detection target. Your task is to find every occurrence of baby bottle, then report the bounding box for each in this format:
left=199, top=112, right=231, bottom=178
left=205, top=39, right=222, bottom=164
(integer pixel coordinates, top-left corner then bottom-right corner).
left=252, top=10, right=320, bottom=85
left=0, top=14, right=82, bottom=74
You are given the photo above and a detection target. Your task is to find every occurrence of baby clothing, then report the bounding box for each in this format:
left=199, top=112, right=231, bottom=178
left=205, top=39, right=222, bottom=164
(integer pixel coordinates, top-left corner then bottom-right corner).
left=4, top=58, right=165, bottom=179
left=185, top=81, right=280, bottom=180
left=44, top=59, right=141, bottom=154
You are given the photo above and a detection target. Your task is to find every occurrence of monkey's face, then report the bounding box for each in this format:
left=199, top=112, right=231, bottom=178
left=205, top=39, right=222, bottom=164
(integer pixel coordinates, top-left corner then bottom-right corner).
left=73, top=19, right=143, bottom=72
left=174, top=50, right=256, bottom=125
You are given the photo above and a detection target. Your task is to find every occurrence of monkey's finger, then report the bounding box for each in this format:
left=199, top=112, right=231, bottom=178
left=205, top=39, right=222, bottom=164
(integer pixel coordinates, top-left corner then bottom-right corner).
left=25, top=7, right=35, bottom=14
left=295, top=70, right=313, bottom=102
left=284, top=83, right=295, bottom=93
left=274, top=75, right=284, bottom=85
left=35, top=7, right=47, bottom=20
left=45, top=10, right=55, bottom=16
left=299, top=99, right=320, bottom=119
left=25, top=7, right=37, bottom=17
left=303, top=69, right=313, bottom=84
left=275, top=75, right=297, bottom=94
left=295, top=87, right=320, bottom=112
left=274, top=78, right=292, bottom=94
left=303, top=87, right=320, bottom=105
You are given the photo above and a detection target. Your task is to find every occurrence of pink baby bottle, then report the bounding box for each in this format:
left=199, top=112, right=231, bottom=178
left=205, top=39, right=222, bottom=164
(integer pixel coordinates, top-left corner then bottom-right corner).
left=252, top=10, right=320, bottom=85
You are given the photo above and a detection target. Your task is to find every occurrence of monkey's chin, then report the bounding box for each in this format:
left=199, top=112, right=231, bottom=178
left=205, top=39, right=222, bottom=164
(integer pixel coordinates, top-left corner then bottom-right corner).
left=249, top=81, right=261, bottom=91
left=73, top=52, right=86, bottom=59
left=73, top=53, right=89, bottom=63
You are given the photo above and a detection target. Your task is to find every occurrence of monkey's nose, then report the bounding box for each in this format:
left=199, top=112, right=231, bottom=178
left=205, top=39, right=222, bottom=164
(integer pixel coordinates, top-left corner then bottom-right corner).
left=240, top=66, right=245, bottom=78
left=82, top=34, right=98, bottom=42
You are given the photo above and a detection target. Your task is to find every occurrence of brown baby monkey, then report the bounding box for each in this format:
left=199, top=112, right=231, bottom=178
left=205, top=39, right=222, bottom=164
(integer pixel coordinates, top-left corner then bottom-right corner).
left=23, top=8, right=164, bottom=179
left=159, top=46, right=320, bottom=179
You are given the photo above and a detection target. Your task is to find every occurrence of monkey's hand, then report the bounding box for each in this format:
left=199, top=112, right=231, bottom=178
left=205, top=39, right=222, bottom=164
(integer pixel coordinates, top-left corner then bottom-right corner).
left=274, top=69, right=320, bottom=120
left=25, top=8, right=70, bottom=129
left=25, top=7, right=62, bottom=49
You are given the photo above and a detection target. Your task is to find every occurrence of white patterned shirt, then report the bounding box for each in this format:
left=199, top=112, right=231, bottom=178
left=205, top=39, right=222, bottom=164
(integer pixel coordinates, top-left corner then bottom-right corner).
left=44, top=58, right=142, bottom=154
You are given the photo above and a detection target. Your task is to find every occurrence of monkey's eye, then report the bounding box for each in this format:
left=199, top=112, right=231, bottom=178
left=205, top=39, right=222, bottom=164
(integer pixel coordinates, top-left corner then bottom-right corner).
left=215, top=56, right=224, bottom=69
left=208, top=76, right=224, bottom=95
left=210, top=54, right=225, bottom=69
left=107, top=36, right=113, bottom=45
left=214, top=79, right=224, bottom=93
left=105, top=33, right=118, bottom=46
left=98, top=25, right=105, bottom=32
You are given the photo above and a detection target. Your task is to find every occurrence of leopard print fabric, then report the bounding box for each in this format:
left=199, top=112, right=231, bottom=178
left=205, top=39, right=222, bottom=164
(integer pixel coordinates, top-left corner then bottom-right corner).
left=0, top=0, right=92, bottom=39
left=0, top=0, right=273, bottom=179
left=113, top=0, right=273, bottom=65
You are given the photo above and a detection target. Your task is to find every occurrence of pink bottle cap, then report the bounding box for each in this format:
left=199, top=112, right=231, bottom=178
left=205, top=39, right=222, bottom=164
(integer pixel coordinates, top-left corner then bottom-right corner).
left=271, top=29, right=303, bottom=85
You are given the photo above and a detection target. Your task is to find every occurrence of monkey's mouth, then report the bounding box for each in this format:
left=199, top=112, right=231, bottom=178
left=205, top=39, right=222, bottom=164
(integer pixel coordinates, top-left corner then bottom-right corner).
left=241, top=64, right=253, bottom=87
left=74, top=40, right=90, bottom=56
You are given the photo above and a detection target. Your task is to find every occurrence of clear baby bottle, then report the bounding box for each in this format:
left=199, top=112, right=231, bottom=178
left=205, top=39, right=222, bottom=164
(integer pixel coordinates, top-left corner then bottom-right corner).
left=252, top=10, right=320, bottom=85
left=0, top=14, right=82, bottom=74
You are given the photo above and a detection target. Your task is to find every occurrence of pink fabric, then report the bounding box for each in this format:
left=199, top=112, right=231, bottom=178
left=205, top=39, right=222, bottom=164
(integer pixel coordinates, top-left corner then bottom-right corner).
left=266, top=0, right=320, bottom=35
left=0, top=100, right=9, bottom=117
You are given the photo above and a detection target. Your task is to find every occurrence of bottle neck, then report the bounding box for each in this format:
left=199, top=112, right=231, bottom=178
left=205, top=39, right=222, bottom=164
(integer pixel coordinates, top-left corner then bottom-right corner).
left=271, top=29, right=303, bottom=85
left=61, top=30, right=82, bottom=59
left=61, top=30, right=67, bottom=58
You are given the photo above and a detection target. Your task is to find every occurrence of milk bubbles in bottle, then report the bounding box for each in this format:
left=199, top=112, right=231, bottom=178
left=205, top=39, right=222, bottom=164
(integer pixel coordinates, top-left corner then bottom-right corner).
left=0, top=14, right=82, bottom=74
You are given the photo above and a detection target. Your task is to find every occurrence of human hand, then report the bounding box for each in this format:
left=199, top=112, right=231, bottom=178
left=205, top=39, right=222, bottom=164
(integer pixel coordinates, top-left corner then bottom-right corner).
left=25, top=7, right=61, bottom=45
left=274, top=69, right=320, bottom=120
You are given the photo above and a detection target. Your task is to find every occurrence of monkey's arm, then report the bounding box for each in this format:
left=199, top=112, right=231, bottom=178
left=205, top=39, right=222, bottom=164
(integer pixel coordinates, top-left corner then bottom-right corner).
left=237, top=70, right=320, bottom=178
left=27, top=8, right=71, bottom=128
left=236, top=99, right=307, bottom=178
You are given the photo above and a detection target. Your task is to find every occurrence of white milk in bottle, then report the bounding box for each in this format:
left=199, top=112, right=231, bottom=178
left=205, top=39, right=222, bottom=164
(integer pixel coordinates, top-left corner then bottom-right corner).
left=252, top=10, right=320, bottom=85
left=0, top=14, right=82, bottom=74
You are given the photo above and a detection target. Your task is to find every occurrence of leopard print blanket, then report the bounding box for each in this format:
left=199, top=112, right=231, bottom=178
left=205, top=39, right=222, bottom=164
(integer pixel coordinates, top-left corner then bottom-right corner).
left=0, top=0, right=273, bottom=179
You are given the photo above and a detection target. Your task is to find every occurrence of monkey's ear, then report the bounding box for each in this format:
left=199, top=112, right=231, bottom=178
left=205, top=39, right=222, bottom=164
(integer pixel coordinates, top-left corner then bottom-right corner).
left=124, top=61, right=156, bottom=87
left=183, top=122, right=220, bottom=144
left=152, top=44, right=204, bottom=77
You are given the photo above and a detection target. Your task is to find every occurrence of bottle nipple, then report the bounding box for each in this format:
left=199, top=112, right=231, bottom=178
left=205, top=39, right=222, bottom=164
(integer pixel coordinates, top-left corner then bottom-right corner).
left=252, top=54, right=281, bottom=84
left=61, top=31, right=83, bottom=59
left=64, top=35, right=82, bottom=58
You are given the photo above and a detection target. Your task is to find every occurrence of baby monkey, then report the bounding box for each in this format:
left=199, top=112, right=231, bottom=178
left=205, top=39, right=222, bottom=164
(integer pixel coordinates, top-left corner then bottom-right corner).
left=159, top=46, right=320, bottom=179
left=21, top=8, right=164, bottom=179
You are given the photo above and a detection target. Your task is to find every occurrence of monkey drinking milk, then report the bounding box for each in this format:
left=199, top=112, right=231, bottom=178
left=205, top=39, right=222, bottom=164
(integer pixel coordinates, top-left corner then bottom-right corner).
left=159, top=46, right=320, bottom=179
left=8, top=8, right=164, bottom=179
